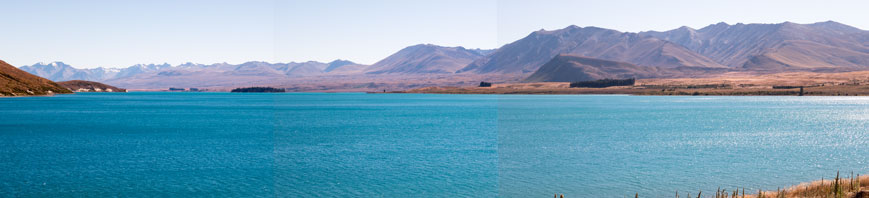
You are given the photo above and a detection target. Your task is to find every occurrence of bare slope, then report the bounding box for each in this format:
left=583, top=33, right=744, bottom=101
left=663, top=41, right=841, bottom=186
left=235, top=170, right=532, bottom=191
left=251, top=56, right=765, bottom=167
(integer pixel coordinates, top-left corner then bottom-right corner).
left=0, top=59, right=73, bottom=96
left=365, top=44, right=488, bottom=74
left=524, top=55, right=675, bottom=82
left=459, top=25, right=725, bottom=74
left=641, top=21, right=869, bottom=71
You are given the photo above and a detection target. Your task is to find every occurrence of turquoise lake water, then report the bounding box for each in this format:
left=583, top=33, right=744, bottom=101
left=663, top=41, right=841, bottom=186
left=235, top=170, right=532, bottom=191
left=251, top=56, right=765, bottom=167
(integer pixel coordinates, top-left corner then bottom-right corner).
left=1, top=92, right=867, bottom=197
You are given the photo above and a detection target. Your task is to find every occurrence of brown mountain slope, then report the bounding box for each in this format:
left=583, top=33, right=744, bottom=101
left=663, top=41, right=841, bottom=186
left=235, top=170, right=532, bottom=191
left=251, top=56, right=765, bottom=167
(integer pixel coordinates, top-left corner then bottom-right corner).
left=741, top=40, right=869, bottom=72
left=365, top=44, right=486, bottom=74
left=325, top=64, right=369, bottom=75
left=0, top=59, right=73, bottom=96
left=458, top=25, right=725, bottom=74
left=641, top=21, right=869, bottom=70
left=57, top=80, right=126, bottom=92
left=524, top=55, right=678, bottom=82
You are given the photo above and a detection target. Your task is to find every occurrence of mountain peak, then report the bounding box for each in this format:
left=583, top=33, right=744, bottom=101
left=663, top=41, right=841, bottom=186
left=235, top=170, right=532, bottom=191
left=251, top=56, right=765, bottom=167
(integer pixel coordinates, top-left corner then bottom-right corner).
left=676, top=26, right=694, bottom=30
left=25, top=61, right=73, bottom=69
left=35, top=61, right=67, bottom=66
left=672, top=26, right=698, bottom=34
left=366, top=43, right=486, bottom=74
left=534, top=25, right=617, bottom=37
left=780, top=21, right=799, bottom=27
left=808, top=20, right=864, bottom=33
left=328, top=59, right=354, bottom=64
left=401, top=44, right=450, bottom=52
left=240, top=61, right=269, bottom=65
left=323, top=59, right=357, bottom=72
left=532, top=25, right=590, bottom=35
left=409, top=43, right=438, bottom=48
left=814, top=20, right=843, bottom=25
left=700, top=22, right=731, bottom=29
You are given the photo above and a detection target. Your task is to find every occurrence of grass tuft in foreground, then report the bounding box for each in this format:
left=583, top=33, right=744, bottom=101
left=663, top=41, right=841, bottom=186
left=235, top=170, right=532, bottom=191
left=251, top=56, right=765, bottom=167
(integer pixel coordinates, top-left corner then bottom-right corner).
left=582, top=172, right=869, bottom=198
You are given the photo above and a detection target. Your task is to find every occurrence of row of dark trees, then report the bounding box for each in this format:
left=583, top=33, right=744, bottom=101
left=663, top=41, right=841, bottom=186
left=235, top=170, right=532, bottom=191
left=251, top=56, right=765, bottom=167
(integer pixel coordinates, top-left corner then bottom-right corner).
left=230, top=87, right=286, bottom=93
left=772, top=85, right=804, bottom=89
left=570, top=78, right=635, bottom=88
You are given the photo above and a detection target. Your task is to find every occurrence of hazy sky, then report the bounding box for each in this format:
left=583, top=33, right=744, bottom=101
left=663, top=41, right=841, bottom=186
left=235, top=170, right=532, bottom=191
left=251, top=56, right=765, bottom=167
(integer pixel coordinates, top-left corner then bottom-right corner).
left=2, top=0, right=867, bottom=68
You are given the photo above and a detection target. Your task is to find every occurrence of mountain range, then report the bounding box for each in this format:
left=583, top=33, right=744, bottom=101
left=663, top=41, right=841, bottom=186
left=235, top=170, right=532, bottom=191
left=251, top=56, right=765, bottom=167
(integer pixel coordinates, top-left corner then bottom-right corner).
left=14, top=21, right=869, bottom=90
left=639, top=21, right=869, bottom=71
left=0, top=60, right=72, bottom=96
left=460, top=21, right=869, bottom=75
left=18, top=60, right=361, bottom=82
left=19, top=62, right=170, bottom=82
left=458, top=25, right=727, bottom=74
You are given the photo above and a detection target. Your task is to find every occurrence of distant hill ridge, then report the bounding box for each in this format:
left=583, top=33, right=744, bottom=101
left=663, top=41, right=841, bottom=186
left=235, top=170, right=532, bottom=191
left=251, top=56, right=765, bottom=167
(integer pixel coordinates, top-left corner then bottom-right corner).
left=17, top=59, right=364, bottom=82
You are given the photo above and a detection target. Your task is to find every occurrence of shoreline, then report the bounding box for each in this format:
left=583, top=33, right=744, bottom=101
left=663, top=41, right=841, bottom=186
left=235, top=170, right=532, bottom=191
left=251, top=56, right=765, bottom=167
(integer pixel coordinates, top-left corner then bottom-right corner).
left=396, top=84, right=869, bottom=96
left=396, top=85, right=869, bottom=96
left=397, top=72, right=869, bottom=96
left=0, top=92, right=73, bottom=98
left=399, top=71, right=869, bottom=96
left=640, top=173, right=868, bottom=198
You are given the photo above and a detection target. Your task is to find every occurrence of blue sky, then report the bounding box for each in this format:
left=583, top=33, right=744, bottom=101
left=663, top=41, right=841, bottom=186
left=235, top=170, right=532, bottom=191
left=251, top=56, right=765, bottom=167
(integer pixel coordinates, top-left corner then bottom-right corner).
left=1, top=0, right=867, bottom=68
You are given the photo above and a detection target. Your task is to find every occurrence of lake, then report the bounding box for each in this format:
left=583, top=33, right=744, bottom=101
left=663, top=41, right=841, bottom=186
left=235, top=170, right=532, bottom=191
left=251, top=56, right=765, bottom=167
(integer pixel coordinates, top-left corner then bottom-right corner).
left=1, top=92, right=867, bottom=197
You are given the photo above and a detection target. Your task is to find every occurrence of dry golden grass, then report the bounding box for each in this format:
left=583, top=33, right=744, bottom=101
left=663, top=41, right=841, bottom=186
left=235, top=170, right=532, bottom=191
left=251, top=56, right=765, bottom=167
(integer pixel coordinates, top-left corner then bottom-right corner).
left=639, top=71, right=869, bottom=88
left=752, top=173, right=868, bottom=198
left=403, top=71, right=869, bottom=96
left=616, top=173, right=869, bottom=198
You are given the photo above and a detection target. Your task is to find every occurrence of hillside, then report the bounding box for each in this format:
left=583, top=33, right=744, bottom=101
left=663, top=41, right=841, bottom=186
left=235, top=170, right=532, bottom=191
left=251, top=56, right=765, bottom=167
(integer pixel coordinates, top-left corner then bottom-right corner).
left=525, top=55, right=677, bottom=82
left=57, top=80, right=126, bottom=92
left=0, top=60, right=73, bottom=96
left=365, top=44, right=487, bottom=74
left=458, top=25, right=725, bottom=74
left=640, top=21, right=869, bottom=71
left=741, top=40, right=869, bottom=72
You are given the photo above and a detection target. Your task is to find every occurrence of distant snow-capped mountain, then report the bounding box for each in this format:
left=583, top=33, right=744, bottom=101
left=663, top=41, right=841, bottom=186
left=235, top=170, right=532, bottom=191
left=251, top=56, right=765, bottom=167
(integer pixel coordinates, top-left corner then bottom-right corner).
left=16, top=59, right=368, bottom=85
